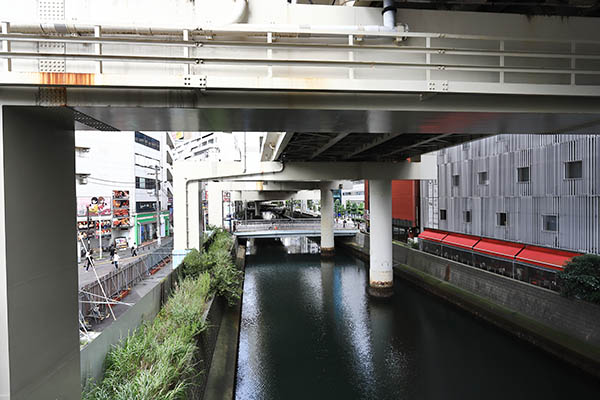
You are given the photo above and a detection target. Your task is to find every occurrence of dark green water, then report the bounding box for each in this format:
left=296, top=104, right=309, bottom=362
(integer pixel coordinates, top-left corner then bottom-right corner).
left=235, top=238, right=600, bottom=400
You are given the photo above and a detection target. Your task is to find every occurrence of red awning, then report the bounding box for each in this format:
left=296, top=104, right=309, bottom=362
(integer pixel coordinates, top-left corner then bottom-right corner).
left=418, top=229, right=448, bottom=243
left=473, top=238, right=525, bottom=260
left=516, top=246, right=581, bottom=270
left=442, top=233, right=480, bottom=250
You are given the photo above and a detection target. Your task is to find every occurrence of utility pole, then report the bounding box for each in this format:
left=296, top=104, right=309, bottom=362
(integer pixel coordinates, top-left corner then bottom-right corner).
left=155, top=164, right=162, bottom=245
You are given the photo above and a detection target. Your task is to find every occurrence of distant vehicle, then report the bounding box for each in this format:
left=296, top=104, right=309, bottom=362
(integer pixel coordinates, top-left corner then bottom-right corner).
left=114, top=237, right=128, bottom=250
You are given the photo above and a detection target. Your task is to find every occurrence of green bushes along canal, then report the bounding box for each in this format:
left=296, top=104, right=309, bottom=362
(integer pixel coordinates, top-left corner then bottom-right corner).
left=83, top=229, right=241, bottom=400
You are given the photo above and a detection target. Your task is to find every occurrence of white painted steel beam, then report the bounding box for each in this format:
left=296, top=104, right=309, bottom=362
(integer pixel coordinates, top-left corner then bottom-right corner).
left=173, top=159, right=436, bottom=183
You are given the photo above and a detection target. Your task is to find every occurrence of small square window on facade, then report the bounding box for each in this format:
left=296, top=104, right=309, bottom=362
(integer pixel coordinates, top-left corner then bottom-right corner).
left=565, top=160, right=583, bottom=179
left=464, top=210, right=471, bottom=223
left=440, top=209, right=447, bottom=220
left=497, top=212, right=508, bottom=226
left=452, top=175, right=460, bottom=186
left=517, top=167, right=530, bottom=182
left=543, top=215, right=558, bottom=232
left=478, top=171, right=488, bottom=185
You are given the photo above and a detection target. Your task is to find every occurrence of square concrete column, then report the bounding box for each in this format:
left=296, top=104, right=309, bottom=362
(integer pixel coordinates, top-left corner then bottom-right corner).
left=207, top=182, right=224, bottom=228
left=0, top=106, right=80, bottom=399
left=320, top=184, right=335, bottom=257
left=368, top=179, right=394, bottom=298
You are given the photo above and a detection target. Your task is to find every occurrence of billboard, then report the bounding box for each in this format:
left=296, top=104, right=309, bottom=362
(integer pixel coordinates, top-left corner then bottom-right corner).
left=77, top=196, right=112, bottom=217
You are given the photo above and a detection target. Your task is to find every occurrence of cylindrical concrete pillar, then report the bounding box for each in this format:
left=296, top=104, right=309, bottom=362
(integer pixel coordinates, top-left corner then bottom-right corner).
left=320, top=185, right=335, bottom=257
left=368, top=179, right=394, bottom=297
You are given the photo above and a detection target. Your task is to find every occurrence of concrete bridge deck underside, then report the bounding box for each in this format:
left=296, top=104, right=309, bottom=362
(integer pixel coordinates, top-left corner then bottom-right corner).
left=4, top=87, right=600, bottom=162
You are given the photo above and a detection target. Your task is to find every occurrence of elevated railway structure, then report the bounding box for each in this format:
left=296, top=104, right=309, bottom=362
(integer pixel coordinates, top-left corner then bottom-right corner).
left=2, top=1, right=600, bottom=399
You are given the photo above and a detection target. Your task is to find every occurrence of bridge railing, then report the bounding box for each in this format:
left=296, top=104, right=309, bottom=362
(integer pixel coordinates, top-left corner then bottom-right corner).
left=235, top=219, right=357, bottom=232
left=1, top=24, right=600, bottom=96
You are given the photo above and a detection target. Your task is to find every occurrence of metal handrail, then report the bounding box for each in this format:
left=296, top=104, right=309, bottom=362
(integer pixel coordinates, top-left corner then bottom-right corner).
left=79, top=237, right=174, bottom=318
left=235, top=221, right=357, bottom=232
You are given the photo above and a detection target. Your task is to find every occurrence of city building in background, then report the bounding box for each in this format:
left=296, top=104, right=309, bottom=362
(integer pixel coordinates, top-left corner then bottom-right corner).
left=173, top=131, right=255, bottom=162
left=75, top=131, right=174, bottom=253
left=173, top=132, right=266, bottom=228
left=341, top=181, right=365, bottom=205
left=420, top=134, right=600, bottom=255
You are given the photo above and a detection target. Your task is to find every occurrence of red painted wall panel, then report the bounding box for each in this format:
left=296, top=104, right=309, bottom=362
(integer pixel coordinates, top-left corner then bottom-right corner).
left=392, top=180, right=418, bottom=223
left=364, top=180, right=419, bottom=226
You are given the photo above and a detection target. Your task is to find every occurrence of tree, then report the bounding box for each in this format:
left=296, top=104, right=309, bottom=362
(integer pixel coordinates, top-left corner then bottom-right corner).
left=334, top=199, right=342, bottom=216
left=557, top=254, right=600, bottom=304
left=350, top=202, right=358, bottom=216
left=358, top=202, right=365, bottom=216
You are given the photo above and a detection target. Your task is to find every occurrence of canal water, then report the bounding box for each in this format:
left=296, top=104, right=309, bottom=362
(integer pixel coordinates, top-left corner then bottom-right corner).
left=235, top=238, right=600, bottom=400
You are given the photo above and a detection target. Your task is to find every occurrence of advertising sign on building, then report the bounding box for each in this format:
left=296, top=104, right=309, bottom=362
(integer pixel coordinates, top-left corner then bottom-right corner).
left=223, top=191, right=231, bottom=202
left=77, top=196, right=112, bottom=217
left=112, top=190, right=130, bottom=228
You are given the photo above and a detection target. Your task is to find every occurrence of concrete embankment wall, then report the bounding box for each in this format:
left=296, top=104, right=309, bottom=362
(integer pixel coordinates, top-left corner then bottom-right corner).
left=340, top=233, right=600, bottom=377
left=80, top=267, right=179, bottom=386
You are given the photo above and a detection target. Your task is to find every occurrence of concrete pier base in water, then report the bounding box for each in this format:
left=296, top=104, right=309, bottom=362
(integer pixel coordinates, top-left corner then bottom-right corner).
left=368, top=179, right=393, bottom=298
left=320, top=247, right=335, bottom=258
left=320, top=183, right=335, bottom=257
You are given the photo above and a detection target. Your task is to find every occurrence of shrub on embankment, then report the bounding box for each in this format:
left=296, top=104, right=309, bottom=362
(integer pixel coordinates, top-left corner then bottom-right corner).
left=83, top=229, right=241, bottom=400
left=180, top=229, right=242, bottom=305
left=558, top=254, right=600, bottom=305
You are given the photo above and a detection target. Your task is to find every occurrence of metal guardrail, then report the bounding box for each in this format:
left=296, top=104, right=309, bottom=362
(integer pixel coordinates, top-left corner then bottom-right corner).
left=79, top=237, right=174, bottom=318
left=235, top=219, right=357, bottom=232
left=1, top=25, right=600, bottom=96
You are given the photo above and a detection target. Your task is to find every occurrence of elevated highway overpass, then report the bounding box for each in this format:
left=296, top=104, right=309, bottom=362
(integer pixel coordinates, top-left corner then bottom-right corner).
left=2, top=1, right=600, bottom=399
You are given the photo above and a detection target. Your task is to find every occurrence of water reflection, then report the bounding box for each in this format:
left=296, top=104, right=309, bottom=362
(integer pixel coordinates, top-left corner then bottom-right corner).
left=236, top=239, right=600, bottom=400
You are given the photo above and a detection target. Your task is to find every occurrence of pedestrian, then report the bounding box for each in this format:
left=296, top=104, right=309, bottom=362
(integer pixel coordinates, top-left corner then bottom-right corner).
left=113, top=253, right=120, bottom=270
left=109, top=243, right=116, bottom=258
left=85, top=249, right=94, bottom=271
left=131, top=243, right=137, bottom=257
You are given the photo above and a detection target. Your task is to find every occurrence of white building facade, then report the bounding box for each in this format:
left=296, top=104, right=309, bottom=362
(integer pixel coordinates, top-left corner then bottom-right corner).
left=75, top=131, right=174, bottom=253
left=420, top=134, right=600, bottom=255
left=341, top=181, right=365, bottom=205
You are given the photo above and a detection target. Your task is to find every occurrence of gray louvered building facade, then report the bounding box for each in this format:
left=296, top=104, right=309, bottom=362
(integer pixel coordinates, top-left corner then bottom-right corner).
left=420, top=134, right=600, bottom=255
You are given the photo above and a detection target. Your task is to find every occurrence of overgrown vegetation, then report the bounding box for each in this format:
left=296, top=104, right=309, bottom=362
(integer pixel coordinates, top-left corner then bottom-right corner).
left=557, top=254, right=600, bottom=305
left=180, top=229, right=242, bottom=305
left=83, top=229, right=241, bottom=399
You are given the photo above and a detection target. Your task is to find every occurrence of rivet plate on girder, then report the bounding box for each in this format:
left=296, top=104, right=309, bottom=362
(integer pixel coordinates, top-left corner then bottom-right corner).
left=183, top=75, right=207, bottom=88
left=427, top=80, right=449, bottom=92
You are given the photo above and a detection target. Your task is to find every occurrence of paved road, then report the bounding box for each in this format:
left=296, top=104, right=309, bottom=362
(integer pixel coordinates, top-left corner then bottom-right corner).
left=78, top=242, right=158, bottom=287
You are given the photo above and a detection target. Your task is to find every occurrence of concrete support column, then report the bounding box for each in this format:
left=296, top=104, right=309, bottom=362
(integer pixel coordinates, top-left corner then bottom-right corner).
left=320, top=184, right=335, bottom=257
left=207, top=182, right=224, bottom=228
left=368, top=179, right=394, bottom=298
left=187, top=181, right=202, bottom=248
left=0, top=106, right=80, bottom=399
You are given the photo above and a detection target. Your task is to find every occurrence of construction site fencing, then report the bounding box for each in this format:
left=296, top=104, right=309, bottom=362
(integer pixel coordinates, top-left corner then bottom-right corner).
left=79, top=238, right=174, bottom=318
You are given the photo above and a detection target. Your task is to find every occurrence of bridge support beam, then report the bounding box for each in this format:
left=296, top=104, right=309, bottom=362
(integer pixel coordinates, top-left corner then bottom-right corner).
left=320, top=184, right=335, bottom=257
left=368, top=179, right=394, bottom=298
left=0, top=106, right=80, bottom=399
